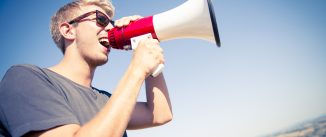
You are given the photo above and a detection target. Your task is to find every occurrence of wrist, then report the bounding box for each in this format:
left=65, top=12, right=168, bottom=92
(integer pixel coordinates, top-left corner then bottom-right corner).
left=127, top=62, right=147, bottom=80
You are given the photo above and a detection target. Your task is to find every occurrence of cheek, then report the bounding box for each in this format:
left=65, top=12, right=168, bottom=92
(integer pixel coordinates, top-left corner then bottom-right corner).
left=76, top=28, right=99, bottom=45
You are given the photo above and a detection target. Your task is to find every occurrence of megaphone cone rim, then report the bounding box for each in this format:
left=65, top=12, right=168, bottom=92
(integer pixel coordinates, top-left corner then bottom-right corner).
left=207, top=0, right=221, bottom=47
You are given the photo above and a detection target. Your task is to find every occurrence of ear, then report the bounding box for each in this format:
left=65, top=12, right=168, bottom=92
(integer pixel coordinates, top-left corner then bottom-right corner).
left=59, top=22, right=76, bottom=40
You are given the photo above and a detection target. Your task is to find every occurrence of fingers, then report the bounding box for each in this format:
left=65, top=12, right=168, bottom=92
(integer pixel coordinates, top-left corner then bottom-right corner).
left=115, top=15, right=143, bottom=27
left=132, top=38, right=165, bottom=76
left=152, top=41, right=165, bottom=64
left=139, top=39, right=165, bottom=64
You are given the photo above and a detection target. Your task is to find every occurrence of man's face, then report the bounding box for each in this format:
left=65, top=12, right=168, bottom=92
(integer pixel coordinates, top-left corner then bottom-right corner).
left=73, top=5, right=114, bottom=67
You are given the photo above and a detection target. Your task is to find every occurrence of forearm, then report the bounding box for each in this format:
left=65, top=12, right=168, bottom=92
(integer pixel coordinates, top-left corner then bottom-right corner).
left=145, top=73, right=173, bottom=124
left=125, top=73, right=172, bottom=130
left=75, top=63, right=145, bottom=137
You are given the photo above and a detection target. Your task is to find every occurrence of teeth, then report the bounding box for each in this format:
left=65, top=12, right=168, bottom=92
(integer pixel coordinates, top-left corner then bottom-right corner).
left=99, top=38, right=109, bottom=43
left=99, top=38, right=110, bottom=47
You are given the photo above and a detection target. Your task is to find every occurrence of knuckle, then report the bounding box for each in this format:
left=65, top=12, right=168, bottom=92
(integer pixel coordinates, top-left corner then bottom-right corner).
left=151, top=39, right=159, bottom=43
left=121, top=17, right=129, bottom=20
left=114, top=20, right=121, bottom=25
left=139, top=39, right=148, bottom=46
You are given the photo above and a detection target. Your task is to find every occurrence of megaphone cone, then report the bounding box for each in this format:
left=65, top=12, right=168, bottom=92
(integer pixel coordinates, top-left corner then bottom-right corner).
left=108, top=0, right=221, bottom=50
left=154, top=0, right=220, bottom=46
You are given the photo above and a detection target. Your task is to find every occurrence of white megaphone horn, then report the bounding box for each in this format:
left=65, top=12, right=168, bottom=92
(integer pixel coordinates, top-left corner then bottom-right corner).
left=108, top=0, right=221, bottom=77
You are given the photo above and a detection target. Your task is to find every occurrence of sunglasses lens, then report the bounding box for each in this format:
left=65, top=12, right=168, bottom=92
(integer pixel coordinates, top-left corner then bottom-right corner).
left=97, top=12, right=109, bottom=27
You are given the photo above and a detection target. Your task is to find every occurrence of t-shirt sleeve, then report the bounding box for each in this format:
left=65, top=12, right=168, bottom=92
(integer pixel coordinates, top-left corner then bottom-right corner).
left=0, top=65, right=79, bottom=137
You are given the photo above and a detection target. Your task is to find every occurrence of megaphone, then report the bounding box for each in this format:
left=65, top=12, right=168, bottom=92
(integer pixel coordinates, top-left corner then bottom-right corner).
left=108, top=0, right=221, bottom=76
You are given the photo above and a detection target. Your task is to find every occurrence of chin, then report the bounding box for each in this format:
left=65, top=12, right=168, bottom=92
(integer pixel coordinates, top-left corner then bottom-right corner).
left=95, top=57, right=109, bottom=66
left=87, top=55, right=109, bottom=67
left=98, top=59, right=108, bottom=66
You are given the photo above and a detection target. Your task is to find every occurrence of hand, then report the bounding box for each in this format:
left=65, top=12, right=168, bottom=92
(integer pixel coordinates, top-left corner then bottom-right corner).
left=115, top=15, right=165, bottom=77
left=132, top=38, right=165, bottom=77
left=114, top=15, right=143, bottom=27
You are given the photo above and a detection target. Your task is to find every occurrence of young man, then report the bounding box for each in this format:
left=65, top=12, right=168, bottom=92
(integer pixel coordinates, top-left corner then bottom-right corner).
left=0, top=0, right=173, bottom=137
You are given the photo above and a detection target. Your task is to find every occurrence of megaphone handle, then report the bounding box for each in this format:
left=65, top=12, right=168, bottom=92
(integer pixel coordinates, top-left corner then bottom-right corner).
left=131, top=33, right=164, bottom=77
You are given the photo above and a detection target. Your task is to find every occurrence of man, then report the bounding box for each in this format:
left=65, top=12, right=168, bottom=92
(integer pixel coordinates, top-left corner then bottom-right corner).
left=0, top=0, right=173, bottom=137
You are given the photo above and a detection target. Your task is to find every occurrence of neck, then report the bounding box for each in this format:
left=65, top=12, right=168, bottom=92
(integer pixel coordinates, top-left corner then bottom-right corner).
left=48, top=52, right=96, bottom=88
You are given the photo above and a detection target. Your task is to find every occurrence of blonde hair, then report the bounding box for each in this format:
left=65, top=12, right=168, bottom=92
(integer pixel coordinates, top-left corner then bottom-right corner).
left=50, top=0, right=115, bottom=53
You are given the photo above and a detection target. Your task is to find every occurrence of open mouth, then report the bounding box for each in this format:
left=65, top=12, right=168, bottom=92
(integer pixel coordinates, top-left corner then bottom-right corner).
left=99, top=37, right=110, bottom=48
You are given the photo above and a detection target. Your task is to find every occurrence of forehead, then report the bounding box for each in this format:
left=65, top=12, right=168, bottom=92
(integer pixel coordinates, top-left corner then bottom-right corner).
left=79, top=5, right=109, bottom=17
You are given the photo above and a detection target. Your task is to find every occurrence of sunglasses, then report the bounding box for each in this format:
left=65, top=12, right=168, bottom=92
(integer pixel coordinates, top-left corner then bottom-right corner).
left=68, top=10, right=114, bottom=27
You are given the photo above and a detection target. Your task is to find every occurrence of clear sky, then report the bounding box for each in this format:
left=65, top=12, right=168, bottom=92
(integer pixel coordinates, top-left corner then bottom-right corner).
left=1, top=0, right=326, bottom=137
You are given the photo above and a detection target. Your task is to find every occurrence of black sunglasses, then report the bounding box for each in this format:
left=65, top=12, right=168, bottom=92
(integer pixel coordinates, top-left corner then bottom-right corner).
left=68, top=10, right=114, bottom=27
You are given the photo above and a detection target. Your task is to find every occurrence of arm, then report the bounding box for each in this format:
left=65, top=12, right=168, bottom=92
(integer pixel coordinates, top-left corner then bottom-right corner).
left=72, top=59, right=147, bottom=137
left=113, top=15, right=173, bottom=129
left=127, top=73, right=173, bottom=130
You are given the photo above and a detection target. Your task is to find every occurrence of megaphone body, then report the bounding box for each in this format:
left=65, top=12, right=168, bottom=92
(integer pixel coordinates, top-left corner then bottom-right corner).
left=108, top=0, right=221, bottom=76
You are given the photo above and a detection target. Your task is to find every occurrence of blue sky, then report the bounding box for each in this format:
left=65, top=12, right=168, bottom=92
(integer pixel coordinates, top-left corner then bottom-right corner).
left=1, top=0, right=326, bottom=137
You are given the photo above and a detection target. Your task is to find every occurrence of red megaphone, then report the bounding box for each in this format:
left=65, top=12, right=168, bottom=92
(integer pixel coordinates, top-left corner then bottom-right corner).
left=107, top=0, right=221, bottom=77
left=107, top=0, right=220, bottom=51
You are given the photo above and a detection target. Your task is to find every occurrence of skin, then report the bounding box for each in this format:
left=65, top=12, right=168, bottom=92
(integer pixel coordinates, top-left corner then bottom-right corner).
left=24, top=5, right=172, bottom=137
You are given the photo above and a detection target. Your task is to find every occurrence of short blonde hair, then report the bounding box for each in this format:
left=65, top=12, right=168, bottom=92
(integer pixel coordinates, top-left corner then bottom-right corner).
left=50, top=0, right=115, bottom=53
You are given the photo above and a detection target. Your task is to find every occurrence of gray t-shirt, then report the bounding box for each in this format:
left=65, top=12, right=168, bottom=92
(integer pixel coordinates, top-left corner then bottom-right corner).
left=0, top=64, right=127, bottom=137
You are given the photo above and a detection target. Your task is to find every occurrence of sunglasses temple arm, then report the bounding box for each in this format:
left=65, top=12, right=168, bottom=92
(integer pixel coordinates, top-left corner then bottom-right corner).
left=110, top=20, right=115, bottom=26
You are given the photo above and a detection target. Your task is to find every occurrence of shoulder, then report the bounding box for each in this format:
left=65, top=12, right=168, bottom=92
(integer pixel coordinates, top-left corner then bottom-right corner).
left=0, top=64, right=80, bottom=137
left=1, top=64, right=47, bottom=85
left=0, top=64, right=55, bottom=95
left=3, top=64, right=44, bottom=78
left=6, top=64, right=43, bottom=73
